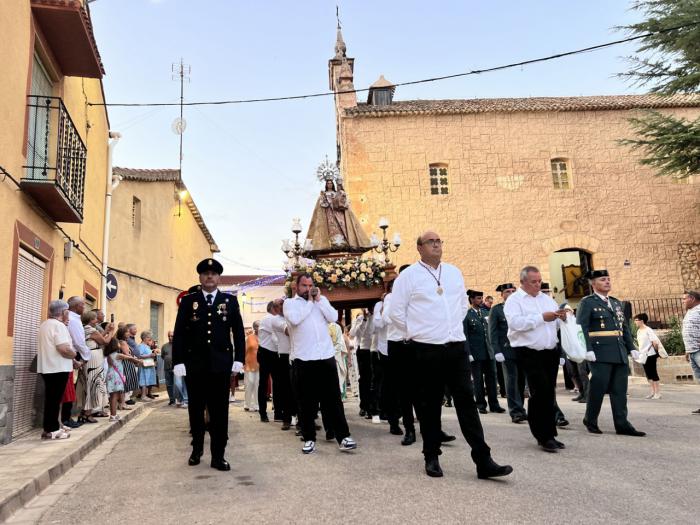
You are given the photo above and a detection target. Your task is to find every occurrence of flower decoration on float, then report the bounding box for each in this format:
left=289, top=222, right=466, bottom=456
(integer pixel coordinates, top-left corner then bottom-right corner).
left=284, top=256, right=386, bottom=296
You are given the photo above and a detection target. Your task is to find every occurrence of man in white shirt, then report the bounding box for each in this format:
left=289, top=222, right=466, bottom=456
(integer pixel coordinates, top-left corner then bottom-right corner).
left=390, top=231, right=512, bottom=479
left=284, top=274, right=357, bottom=454
left=373, top=295, right=402, bottom=435
left=257, top=302, right=281, bottom=423
left=38, top=300, right=77, bottom=439
left=504, top=266, right=568, bottom=453
left=681, top=291, right=700, bottom=414
left=349, top=310, right=375, bottom=418
left=271, top=298, right=295, bottom=430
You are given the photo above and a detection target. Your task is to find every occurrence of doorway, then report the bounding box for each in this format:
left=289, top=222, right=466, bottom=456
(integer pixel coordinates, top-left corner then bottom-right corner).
left=548, top=248, right=592, bottom=309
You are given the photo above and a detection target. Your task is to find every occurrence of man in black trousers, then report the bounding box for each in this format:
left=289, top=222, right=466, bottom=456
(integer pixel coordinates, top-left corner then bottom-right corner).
left=173, top=258, right=245, bottom=471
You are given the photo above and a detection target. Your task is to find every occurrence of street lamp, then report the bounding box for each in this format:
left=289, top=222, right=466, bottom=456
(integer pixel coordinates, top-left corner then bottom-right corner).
left=282, top=218, right=313, bottom=268
left=371, top=216, right=401, bottom=265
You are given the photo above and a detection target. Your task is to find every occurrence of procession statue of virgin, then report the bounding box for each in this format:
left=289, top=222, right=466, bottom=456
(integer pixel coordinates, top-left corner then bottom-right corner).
left=306, top=158, right=373, bottom=255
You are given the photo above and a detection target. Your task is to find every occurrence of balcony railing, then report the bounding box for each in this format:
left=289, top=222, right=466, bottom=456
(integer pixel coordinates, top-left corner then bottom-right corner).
left=22, top=95, right=87, bottom=223
left=628, top=297, right=685, bottom=329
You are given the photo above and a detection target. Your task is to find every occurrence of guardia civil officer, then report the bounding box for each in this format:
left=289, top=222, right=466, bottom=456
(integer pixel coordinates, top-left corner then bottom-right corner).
left=173, top=258, right=245, bottom=470
left=464, top=290, right=504, bottom=414
left=576, top=269, right=645, bottom=436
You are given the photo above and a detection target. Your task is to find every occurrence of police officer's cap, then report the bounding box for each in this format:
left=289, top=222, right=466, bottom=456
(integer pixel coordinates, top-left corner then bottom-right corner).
left=496, top=283, right=515, bottom=293
left=467, top=289, right=484, bottom=298
left=587, top=269, right=609, bottom=280
left=196, top=258, right=224, bottom=275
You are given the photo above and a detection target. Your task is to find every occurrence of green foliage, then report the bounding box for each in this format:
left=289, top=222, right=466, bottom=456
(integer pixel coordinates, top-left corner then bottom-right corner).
left=661, top=316, right=686, bottom=355
left=619, top=0, right=700, bottom=179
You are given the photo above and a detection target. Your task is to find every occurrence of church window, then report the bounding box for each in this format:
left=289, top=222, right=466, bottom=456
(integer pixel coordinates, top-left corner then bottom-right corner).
left=551, top=159, right=571, bottom=190
left=429, top=164, right=449, bottom=195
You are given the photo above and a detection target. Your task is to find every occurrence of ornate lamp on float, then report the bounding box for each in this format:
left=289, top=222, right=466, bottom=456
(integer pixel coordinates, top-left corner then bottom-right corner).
left=370, top=216, right=401, bottom=265
left=281, top=218, right=313, bottom=268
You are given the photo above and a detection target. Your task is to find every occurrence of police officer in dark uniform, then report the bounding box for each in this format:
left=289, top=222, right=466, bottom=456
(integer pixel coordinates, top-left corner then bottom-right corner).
left=173, top=258, right=246, bottom=470
left=488, top=283, right=527, bottom=423
left=576, top=269, right=645, bottom=436
left=464, top=290, right=505, bottom=414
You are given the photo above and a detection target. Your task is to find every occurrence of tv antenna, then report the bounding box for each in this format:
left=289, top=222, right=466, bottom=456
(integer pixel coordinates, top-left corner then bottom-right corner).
left=171, top=58, right=191, bottom=178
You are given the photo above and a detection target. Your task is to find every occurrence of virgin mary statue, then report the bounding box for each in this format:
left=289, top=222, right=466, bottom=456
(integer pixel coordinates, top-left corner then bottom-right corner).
left=306, top=172, right=372, bottom=255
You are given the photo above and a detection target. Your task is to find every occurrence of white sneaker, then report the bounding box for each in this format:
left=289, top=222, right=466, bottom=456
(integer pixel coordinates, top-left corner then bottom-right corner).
left=291, top=416, right=298, bottom=426
left=645, top=393, right=654, bottom=399
left=302, top=440, right=316, bottom=454
left=652, top=393, right=662, bottom=400
left=181, top=403, right=188, bottom=408
left=371, top=415, right=381, bottom=424
left=339, top=437, right=357, bottom=451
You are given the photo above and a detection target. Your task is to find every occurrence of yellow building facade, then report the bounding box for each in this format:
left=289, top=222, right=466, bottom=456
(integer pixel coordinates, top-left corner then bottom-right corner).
left=108, top=168, right=218, bottom=345
left=329, top=32, right=700, bottom=318
left=0, top=0, right=111, bottom=442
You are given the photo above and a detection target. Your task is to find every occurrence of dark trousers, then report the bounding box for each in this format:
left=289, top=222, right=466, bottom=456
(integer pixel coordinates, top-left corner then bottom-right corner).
left=577, top=361, right=590, bottom=400
left=550, top=360, right=566, bottom=422
left=642, top=354, right=660, bottom=381
left=585, top=362, right=633, bottom=431
left=41, top=372, right=69, bottom=433
left=471, top=358, right=501, bottom=410
left=377, top=352, right=399, bottom=425
left=294, top=357, right=350, bottom=443
left=371, top=351, right=382, bottom=415
left=503, top=358, right=526, bottom=418
left=275, top=353, right=295, bottom=423
left=185, top=371, right=230, bottom=460
left=257, top=347, right=278, bottom=418
left=61, top=402, right=73, bottom=423
left=495, top=361, right=506, bottom=397
left=356, top=348, right=374, bottom=413
left=517, top=347, right=559, bottom=443
left=164, top=369, right=175, bottom=402
left=564, top=359, right=584, bottom=391
left=413, top=341, right=491, bottom=464
left=388, top=340, right=417, bottom=432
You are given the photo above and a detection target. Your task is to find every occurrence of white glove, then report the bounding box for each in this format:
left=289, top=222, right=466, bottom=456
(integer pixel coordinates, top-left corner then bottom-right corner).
left=559, top=358, right=565, bottom=367
left=585, top=351, right=597, bottom=362
left=469, top=355, right=474, bottom=363
left=231, top=361, right=244, bottom=374
left=173, top=364, right=186, bottom=377
left=630, top=350, right=640, bottom=360
left=495, top=353, right=505, bottom=363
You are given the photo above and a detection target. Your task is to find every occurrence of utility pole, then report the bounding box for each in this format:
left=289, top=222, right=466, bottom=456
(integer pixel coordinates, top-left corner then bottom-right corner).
left=171, top=58, right=190, bottom=180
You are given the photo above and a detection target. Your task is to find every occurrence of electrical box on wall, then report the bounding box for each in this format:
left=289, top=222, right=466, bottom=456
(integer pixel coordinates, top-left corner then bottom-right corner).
left=64, top=241, right=73, bottom=259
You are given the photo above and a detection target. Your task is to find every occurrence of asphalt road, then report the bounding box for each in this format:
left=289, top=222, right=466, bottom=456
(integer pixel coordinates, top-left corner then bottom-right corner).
left=18, top=381, right=700, bottom=525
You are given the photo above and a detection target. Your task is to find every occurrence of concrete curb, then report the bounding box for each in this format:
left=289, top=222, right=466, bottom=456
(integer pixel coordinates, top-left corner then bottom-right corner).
left=0, top=401, right=159, bottom=523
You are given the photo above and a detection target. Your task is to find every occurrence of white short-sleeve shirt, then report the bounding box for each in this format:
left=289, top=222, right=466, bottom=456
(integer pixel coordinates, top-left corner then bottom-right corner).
left=37, top=318, right=73, bottom=373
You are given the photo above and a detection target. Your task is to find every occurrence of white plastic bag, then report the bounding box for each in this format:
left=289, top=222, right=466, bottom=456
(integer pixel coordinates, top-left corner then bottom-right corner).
left=560, top=312, right=587, bottom=363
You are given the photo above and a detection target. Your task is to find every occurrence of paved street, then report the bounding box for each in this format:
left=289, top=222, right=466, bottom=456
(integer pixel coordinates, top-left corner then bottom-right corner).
left=10, top=380, right=699, bottom=525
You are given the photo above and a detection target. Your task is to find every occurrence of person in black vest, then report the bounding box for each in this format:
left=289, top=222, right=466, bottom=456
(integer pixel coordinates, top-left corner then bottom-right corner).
left=173, top=258, right=245, bottom=471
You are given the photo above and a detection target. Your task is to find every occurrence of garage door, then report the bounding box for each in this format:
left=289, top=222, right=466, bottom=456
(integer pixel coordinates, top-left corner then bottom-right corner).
left=11, top=248, right=46, bottom=438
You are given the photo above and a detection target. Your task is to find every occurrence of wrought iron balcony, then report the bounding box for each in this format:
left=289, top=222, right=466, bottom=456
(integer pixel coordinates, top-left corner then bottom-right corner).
left=21, top=96, right=87, bottom=223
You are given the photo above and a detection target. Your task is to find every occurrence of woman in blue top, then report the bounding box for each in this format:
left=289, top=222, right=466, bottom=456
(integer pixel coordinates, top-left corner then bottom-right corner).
left=135, top=331, right=158, bottom=400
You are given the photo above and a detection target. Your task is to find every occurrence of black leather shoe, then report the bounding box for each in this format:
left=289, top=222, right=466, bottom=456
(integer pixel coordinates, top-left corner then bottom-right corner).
left=260, top=414, right=269, bottom=423
left=281, top=423, right=291, bottom=431
left=364, top=413, right=372, bottom=420
left=552, top=439, right=566, bottom=449
left=477, top=458, right=514, bottom=479
left=571, top=394, right=583, bottom=402
left=478, top=407, right=487, bottom=414
left=211, top=458, right=231, bottom=471
left=583, top=419, right=603, bottom=434
left=556, top=418, right=570, bottom=427
left=425, top=457, right=443, bottom=478
left=188, top=450, right=203, bottom=466
left=359, top=409, right=366, bottom=417
left=401, top=430, right=416, bottom=446
left=616, top=428, right=646, bottom=437
left=577, top=397, right=587, bottom=404
left=511, top=415, right=527, bottom=424
left=539, top=440, right=559, bottom=453
left=389, top=425, right=403, bottom=436
left=490, top=406, right=506, bottom=414
left=440, top=431, right=456, bottom=443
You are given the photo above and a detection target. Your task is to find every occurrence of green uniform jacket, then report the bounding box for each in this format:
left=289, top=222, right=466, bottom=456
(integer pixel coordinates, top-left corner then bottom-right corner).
left=576, top=293, right=634, bottom=364
left=463, top=307, right=492, bottom=361
left=487, top=302, right=514, bottom=360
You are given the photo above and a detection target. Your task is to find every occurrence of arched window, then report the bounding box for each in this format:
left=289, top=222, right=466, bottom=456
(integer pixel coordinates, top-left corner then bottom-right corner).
left=551, top=158, right=571, bottom=190
left=429, top=163, right=449, bottom=195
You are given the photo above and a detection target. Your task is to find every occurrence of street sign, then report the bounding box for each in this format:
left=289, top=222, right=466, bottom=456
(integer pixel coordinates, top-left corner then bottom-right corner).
left=106, top=272, right=118, bottom=300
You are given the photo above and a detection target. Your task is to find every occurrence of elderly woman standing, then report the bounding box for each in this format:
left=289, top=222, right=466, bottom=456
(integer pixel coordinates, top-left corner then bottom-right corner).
left=37, top=300, right=76, bottom=439
left=116, top=326, right=139, bottom=410
left=80, top=310, right=114, bottom=421
left=633, top=313, right=663, bottom=399
left=134, top=331, right=158, bottom=400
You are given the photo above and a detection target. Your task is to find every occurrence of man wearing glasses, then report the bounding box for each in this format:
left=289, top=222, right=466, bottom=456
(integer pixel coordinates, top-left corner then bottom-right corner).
left=389, top=231, right=512, bottom=480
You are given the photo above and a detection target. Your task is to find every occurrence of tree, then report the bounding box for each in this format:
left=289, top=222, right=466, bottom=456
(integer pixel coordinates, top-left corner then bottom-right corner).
left=619, top=0, right=700, bottom=179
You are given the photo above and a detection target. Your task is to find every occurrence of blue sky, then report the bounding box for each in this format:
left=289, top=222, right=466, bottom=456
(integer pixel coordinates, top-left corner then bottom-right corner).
left=90, top=0, right=643, bottom=274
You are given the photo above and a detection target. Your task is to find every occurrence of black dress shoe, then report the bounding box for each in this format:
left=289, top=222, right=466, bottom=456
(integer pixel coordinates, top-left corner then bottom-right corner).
left=577, top=397, right=587, bottom=404
left=571, top=394, right=583, bottom=402
left=583, top=420, right=603, bottom=434
left=425, top=457, right=443, bottom=478
left=491, top=406, right=506, bottom=414
left=364, top=413, right=372, bottom=420
left=260, top=414, right=269, bottom=423
left=401, top=430, right=416, bottom=446
left=616, top=428, right=646, bottom=437
left=539, top=440, right=559, bottom=453
left=477, top=458, right=514, bottom=479
left=478, top=407, right=487, bottom=414
left=439, top=431, right=456, bottom=443
left=281, top=423, right=291, bottom=431
left=511, top=415, right=527, bottom=424
left=359, top=409, right=366, bottom=417
left=188, top=450, right=203, bottom=466
left=211, top=458, right=231, bottom=471
left=552, top=439, right=566, bottom=449
left=556, top=418, right=570, bottom=427
left=389, top=425, right=404, bottom=436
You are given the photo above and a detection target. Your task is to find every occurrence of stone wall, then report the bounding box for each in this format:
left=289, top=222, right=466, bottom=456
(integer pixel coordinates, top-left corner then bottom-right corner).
left=0, top=366, right=15, bottom=445
left=339, top=107, right=700, bottom=301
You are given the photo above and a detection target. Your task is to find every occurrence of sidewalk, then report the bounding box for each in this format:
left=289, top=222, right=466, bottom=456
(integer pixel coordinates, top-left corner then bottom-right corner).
left=0, top=400, right=163, bottom=523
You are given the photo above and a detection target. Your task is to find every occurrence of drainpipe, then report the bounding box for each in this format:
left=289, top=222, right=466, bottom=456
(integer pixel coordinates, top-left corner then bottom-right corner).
left=101, top=131, right=121, bottom=311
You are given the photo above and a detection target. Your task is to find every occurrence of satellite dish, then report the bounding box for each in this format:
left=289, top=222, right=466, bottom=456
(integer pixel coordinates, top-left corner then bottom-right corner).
left=172, top=117, right=187, bottom=135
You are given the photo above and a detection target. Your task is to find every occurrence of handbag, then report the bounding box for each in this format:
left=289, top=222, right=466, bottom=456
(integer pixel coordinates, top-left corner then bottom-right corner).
left=656, top=342, right=669, bottom=359
left=141, top=358, right=155, bottom=368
